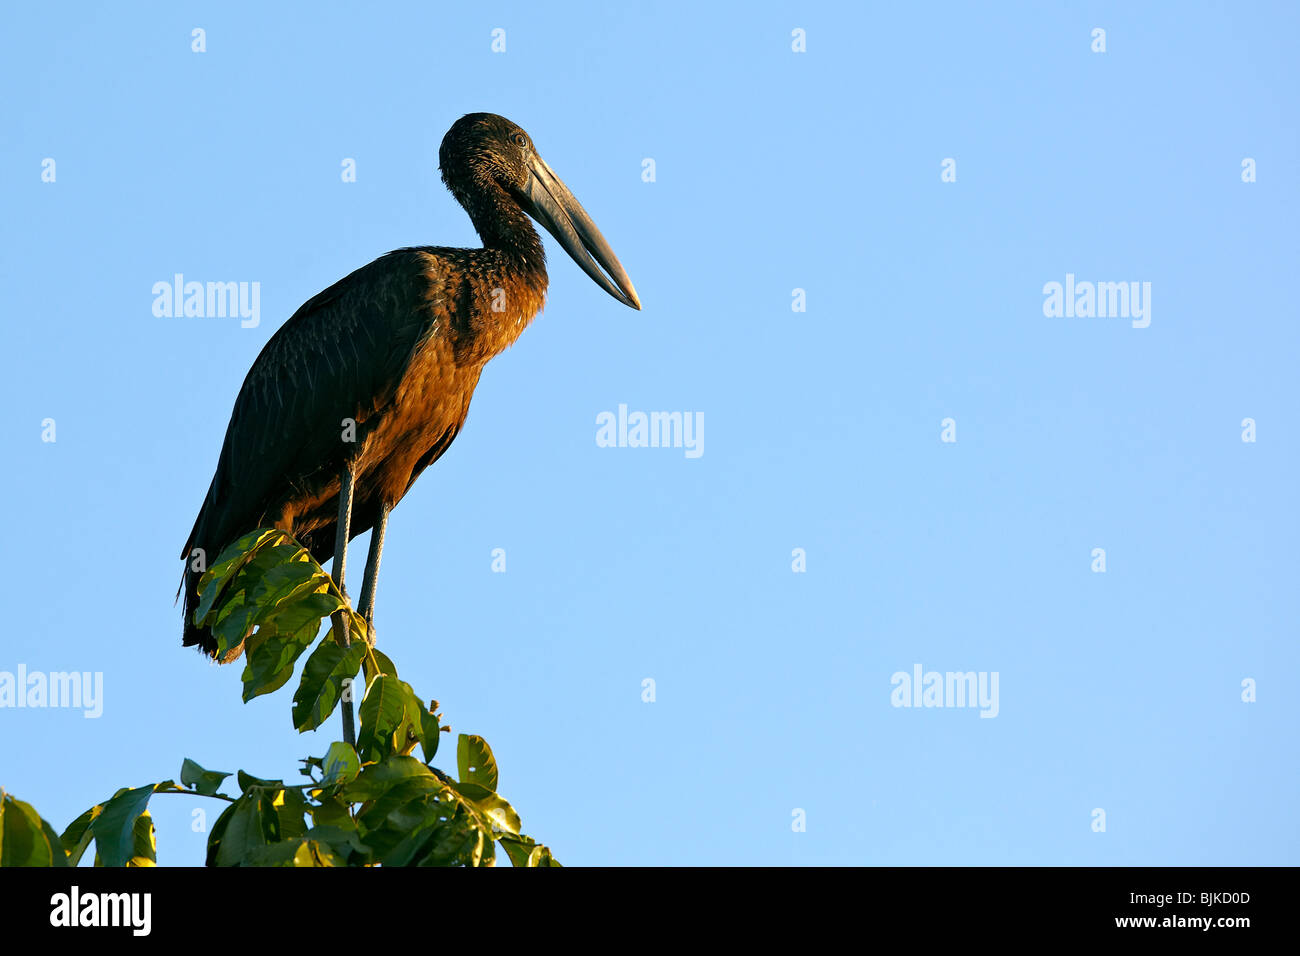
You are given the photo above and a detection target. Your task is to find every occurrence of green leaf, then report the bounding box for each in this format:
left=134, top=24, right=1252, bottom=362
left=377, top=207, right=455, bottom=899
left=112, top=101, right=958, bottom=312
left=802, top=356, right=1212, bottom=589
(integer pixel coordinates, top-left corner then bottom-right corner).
left=292, top=638, right=364, bottom=732
left=432, top=809, right=490, bottom=868
left=275, top=788, right=310, bottom=843
left=356, top=676, right=423, bottom=763
left=0, top=794, right=69, bottom=867
left=214, top=791, right=281, bottom=866
left=199, top=530, right=285, bottom=592
left=245, top=837, right=344, bottom=867
left=127, top=811, right=156, bottom=867
left=241, top=628, right=315, bottom=703
left=343, top=755, right=439, bottom=803
left=499, top=834, right=561, bottom=867
left=270, top=591, right=343, bottom=644
left=234, top=542, right=306, bottom=591
left=419, top=708, right=441, bottom=763
left=345, top=758, right=448, bottom=840
left=181, top=758, right=232, bottom=797
left=203, top=537, right=317, bottom=655
left=457, top=734, right=499, bottom=792
left=360, top=785, right=448, bottom=837
left=372, top=794, right=489, bottom=867
left=248, top=558, right=320, bottom=609
left=322, top=742, right=360, bottom=788
left=496, top=837, right=559, bottom=868
left=499, top=836, right=532, bottom=867
left=193, top=573, right=229, bottom=627
left=302, top=825, right=370, bottom=865
left=363, top=647, right=399, bottom=683
left=213, top=594, right=260, bottom=658
left=450, top=782, right=520, bottom=835
left=204, top=801, right=239, bottom=867
left=295, top=840, right=343, bottom=866
left=194, top=529, right=284, bottom=623
left=307, top=798, right=354, bottom=830
left=376, top=813, right=443, bottom=867
left=236, top=771, right=283, bottom=794
left=88, top=785, right=155, bottom=868
left=241, top=643, right=296, bottom=700
left=60, top=805, right=101, bottom=866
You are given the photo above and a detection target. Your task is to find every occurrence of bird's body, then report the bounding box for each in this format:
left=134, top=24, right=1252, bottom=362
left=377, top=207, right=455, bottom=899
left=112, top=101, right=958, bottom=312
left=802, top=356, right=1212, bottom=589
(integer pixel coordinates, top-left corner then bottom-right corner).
left=181, top=113, right=638, bottom=660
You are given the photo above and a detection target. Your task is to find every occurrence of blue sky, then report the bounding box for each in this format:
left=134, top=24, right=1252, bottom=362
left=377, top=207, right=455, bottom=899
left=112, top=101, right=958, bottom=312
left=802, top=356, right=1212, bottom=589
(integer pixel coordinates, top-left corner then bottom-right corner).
left=1, top=1, right=1296, bottom=865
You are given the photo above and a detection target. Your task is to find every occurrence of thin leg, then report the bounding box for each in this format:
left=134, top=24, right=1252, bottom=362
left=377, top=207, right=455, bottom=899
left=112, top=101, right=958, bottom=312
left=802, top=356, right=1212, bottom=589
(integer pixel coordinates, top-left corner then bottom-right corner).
left=331, top=464, right=356, bottom=747
left=356, top=502, right=389, bottom=638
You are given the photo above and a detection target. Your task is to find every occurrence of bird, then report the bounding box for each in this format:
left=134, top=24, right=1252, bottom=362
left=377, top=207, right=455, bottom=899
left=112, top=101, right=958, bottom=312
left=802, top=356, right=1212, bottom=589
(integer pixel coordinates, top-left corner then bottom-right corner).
left=180, top=112, right=640, bottom=665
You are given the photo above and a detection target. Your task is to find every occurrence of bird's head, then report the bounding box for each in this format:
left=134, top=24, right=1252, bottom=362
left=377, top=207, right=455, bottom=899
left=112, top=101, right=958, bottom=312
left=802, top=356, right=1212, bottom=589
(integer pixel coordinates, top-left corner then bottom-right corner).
left=439, top=112, right=640, bottom=310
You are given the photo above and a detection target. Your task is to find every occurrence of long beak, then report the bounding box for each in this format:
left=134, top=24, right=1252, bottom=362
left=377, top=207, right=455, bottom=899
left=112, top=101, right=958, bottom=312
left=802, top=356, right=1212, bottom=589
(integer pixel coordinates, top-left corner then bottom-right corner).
left=518, top=156, right=641, bottom=310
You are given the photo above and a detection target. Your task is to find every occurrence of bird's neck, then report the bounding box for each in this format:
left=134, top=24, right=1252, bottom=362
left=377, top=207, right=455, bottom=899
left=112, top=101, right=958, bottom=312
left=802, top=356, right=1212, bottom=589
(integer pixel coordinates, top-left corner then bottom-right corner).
left=442, top=181, right=549, bottom=365
left=466, top=179, right=547, bottom=269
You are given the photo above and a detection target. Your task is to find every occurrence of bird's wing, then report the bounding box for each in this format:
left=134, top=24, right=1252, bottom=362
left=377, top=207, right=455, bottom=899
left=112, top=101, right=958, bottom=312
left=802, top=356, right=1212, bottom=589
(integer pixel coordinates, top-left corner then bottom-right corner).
left=186, top=248, right=441, bottom=555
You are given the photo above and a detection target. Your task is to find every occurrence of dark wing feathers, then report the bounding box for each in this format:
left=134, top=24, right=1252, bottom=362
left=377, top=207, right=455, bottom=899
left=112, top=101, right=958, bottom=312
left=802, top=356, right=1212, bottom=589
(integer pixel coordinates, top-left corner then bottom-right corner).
left=183, top=249, right=435, bottom=560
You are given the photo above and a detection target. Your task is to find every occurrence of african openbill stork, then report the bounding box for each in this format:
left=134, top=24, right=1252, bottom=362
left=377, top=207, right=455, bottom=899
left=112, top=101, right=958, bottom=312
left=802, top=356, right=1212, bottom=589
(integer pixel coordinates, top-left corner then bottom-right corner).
left=180, top=113, right=640, bottom=682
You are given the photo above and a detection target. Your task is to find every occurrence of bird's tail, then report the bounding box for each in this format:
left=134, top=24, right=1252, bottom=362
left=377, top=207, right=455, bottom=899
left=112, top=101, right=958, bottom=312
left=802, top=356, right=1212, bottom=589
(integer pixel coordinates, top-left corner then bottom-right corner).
left=180, top=512, right=244, bottom=662
left=179, top=553, right=219, bottom=657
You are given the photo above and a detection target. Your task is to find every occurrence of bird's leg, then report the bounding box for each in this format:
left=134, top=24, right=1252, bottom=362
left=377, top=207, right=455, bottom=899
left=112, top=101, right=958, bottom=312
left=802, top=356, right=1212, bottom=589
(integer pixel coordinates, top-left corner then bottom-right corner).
left=331, top=463, right=357, bottom=747
left=356, top=501, right=389, bottom=639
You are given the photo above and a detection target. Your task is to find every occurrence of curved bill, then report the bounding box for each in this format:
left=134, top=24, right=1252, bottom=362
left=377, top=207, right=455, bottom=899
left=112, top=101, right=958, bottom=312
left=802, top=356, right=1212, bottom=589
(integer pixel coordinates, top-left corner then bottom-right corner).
left=518, top=156, right=641, bottom=310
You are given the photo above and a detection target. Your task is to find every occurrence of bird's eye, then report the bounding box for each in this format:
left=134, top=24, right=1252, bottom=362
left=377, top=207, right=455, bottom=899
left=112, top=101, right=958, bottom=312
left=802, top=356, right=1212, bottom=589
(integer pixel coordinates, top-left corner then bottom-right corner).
left=511, top=132, right=529, bottom=150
